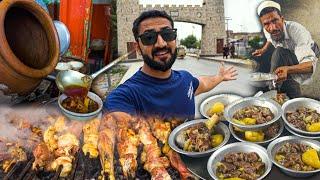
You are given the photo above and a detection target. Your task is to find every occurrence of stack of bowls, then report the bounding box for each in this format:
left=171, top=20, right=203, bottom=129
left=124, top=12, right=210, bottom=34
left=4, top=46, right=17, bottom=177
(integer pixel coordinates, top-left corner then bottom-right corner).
left=282, top=98, right=320, bottom=140
left=224, top=97, right=283, bottom=145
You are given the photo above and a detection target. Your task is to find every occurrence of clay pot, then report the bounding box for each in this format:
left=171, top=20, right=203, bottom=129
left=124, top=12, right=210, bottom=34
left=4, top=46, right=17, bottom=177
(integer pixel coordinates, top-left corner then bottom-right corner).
left=0, top=0, right=59, bottom=95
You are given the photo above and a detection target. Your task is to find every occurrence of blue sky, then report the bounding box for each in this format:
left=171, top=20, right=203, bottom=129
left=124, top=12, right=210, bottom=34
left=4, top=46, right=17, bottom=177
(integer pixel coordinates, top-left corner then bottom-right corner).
left=139, top=0, right=264, bottom=40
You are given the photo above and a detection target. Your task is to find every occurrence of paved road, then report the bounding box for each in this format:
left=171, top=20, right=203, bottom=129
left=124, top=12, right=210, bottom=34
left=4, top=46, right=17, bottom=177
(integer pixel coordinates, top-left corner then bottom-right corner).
left=121, top=56, right=257, bottom=118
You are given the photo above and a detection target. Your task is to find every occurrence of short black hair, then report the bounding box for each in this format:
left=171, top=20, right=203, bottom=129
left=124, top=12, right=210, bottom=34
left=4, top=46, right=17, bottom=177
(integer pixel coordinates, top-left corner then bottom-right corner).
left=259, top=7, right=282, bottom=17
left=132, top=10, right=174, bottom=41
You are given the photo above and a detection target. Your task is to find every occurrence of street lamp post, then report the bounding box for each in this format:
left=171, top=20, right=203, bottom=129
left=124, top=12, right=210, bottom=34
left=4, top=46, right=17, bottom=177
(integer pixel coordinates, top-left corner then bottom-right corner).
left=225, top=17, right=232, bottom=45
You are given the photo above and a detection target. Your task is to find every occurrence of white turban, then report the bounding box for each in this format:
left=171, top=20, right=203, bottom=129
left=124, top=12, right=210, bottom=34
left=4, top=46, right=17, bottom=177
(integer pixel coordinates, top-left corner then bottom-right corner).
left=257, top=1, right=281, bottom=16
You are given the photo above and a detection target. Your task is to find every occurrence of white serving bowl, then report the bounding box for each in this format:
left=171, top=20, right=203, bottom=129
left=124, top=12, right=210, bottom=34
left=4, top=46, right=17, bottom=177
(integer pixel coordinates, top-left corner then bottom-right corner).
left=58, top=92, right=103, bottom=121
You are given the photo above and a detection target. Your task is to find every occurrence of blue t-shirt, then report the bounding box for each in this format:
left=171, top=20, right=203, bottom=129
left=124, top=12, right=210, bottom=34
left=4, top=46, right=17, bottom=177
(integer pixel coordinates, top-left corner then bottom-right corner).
left=104, top=70, right=199, bottom=120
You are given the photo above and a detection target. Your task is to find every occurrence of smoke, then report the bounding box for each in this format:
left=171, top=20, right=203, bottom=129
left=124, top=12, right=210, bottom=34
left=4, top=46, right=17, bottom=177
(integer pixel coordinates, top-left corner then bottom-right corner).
left=0, top=106, right=85, bottom=153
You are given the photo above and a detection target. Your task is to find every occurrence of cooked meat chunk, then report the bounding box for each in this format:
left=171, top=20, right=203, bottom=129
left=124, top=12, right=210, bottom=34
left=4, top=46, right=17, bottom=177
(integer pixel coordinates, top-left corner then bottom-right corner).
left=286, top=107, right=320, bottom=131
left=233, top=106, right=274, bottom=125
left=264, top=123, right=280, bottom=138
left=245, top=152, right=259, bottom=162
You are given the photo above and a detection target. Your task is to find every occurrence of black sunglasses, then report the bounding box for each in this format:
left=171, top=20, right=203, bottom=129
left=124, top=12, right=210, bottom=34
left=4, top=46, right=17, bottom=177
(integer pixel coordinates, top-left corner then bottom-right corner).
left=138, top=28, right=177, bottom=45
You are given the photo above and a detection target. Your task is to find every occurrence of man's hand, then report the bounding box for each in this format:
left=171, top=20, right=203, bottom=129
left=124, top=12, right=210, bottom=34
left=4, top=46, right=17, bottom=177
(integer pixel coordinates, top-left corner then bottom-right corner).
left=195, top=64, right=237, bottom=95
left=275, top=66, right=289, bottom=82
left=218, top=63, right=238, bottom=81
left=252, top=48, right=265, bottom=57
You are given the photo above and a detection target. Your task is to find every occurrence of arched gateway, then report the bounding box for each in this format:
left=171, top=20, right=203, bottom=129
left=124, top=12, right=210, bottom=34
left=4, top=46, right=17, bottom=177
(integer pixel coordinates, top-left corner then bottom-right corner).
left=117, top=0, right=226, bottom=56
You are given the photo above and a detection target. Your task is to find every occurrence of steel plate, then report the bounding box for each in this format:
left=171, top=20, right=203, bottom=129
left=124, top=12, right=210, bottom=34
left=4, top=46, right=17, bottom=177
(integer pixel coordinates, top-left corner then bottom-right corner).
left=168, top=119, right=230, bottom=157
left=199, top=94, right=242, bottom=120
left=267, top=136, right=320, bottom=177
left=282, top=98, right=320, bottom=136
left=207, top=142, right=272, bottom=180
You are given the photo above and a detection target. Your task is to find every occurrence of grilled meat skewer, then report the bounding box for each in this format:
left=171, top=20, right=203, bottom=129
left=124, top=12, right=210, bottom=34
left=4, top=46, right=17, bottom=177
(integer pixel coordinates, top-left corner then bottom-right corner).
left=82, top=118, right=100, bottom=158
left=148, top=118, right=195, bottom=180
left=135, top=120, right=172, bottom=180
left=98, top=114, right=116, bottom=180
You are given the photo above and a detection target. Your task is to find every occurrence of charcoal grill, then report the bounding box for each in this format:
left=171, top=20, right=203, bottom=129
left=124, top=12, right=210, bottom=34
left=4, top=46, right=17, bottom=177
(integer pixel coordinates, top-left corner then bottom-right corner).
left=0, top=138, right=181, bottom=180
left=1, top=147, right=102, bottom=180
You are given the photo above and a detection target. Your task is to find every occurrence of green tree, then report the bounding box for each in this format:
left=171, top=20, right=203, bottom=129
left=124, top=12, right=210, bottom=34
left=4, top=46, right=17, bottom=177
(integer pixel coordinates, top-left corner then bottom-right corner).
left=180, top=35, right=199, bottom=49
left=248, top=36, right=263, bottom=49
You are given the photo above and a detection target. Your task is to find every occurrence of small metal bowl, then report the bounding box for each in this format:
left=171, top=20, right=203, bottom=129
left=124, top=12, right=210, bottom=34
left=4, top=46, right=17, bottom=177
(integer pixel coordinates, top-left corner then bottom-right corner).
left=55, top=62, right=71, bottom=71
left=200, top=94, right=242, bottom=120
left=282, top=98, right=320, bottom=136
left=285, top=125, right=320, bottom=140
left=168, top=119, right=230, bottom=157
left=58, top=92, right=103, bottom=121
left=249, top=72, right=277, bottom=88
left=207, top=142, right=272, bottom=180
left=229, top=120, right=284, bottom=146
left=224, top=97, right=282, bottom=131
left=68, top=61, right=84, bottom=71
left=267, top=136, right=320, bottom=177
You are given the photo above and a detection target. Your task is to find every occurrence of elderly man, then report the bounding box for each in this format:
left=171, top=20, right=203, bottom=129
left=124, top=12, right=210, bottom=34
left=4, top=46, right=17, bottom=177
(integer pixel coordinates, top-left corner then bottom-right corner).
left=252, top=0, right=319, bottom=98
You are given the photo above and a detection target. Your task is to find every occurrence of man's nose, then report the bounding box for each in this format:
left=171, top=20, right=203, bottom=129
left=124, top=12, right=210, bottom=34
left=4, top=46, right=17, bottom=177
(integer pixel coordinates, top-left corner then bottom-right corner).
left=154, top=34, right=167, bottom=48
left=269, top=23, right=277, bottom=32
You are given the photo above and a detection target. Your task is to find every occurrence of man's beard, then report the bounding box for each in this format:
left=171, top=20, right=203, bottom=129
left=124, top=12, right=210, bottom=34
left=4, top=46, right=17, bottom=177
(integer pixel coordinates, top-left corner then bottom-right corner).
left=142, top=48, right=177, bottom=72
left=271, top=30, right=285, bottom=42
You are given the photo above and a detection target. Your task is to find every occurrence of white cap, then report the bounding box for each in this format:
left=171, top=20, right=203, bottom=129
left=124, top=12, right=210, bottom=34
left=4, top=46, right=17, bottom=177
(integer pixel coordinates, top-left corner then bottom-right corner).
left=257, top=1, right=281, bottom=16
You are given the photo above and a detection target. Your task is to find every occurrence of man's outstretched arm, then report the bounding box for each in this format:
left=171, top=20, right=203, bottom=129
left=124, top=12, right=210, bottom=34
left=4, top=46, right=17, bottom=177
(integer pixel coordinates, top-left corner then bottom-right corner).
left=195, top=63, right=238, bottom=96
left=274, top=61, right=313, bottom=82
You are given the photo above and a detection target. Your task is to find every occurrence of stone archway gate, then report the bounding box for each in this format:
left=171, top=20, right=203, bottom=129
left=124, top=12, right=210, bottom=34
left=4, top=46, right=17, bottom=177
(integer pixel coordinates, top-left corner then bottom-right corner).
left=117, top=0, right=226, bottom=56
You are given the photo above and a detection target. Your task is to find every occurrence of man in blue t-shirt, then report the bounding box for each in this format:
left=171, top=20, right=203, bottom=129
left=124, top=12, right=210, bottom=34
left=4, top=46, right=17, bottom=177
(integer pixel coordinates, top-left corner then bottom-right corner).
left=104, top=10, right=238, bottom=121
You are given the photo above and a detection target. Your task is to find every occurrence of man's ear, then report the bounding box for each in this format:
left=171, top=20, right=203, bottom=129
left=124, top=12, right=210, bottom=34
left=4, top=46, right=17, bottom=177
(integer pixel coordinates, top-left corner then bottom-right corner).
left=134, top=41, right=142, bottom=55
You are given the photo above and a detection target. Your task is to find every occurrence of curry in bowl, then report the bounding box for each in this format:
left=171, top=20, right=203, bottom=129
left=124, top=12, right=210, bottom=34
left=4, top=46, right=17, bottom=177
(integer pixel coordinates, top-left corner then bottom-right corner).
left=275, top=142, right=320, bottom=171
left=232, top=105, right=274, bottom=125
left=176, top=115, right=224, bottom=152
left=216, top=152, right=266, bottom=180
left=61, top=96, right=99, bottom=114
left=286, top=107, right=320, bottom=132
left=232, top=122, right=281, bottom=143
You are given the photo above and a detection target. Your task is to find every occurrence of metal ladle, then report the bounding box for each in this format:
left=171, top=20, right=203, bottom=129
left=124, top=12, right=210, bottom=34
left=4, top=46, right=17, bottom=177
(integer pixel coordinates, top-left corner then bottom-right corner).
left=55, top=51, right=133, bottom=94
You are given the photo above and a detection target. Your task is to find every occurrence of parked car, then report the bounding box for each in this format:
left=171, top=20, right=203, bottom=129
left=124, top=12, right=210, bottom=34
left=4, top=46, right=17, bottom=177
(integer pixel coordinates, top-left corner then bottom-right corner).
left=177, top=46, right=186, bottom=59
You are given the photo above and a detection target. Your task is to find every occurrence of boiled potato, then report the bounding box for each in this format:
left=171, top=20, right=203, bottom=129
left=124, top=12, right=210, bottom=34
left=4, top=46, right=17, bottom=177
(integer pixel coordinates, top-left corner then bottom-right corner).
left=211, top=134, right=223, bottom=147
left=306, top=122, right=320, bottom=132
left=244, top=131, right=264, bottom=142
left=233, top=119, right=246, bottom=125
left=208, top=102, right=225, bottom=115
left=302, top=148, right=320, bottom=169
left=233, top=118, right=256, bottom=125
left=275, top=154, right=285, bottom=161
left=242, top=118, right=257, bottom=125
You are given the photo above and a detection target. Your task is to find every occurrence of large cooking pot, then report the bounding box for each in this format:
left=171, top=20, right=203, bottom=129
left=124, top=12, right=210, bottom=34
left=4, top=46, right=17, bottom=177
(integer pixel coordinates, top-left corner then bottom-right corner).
left=0, top=0, right=59, bottom=95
